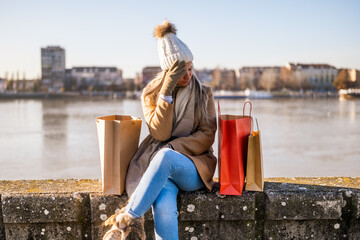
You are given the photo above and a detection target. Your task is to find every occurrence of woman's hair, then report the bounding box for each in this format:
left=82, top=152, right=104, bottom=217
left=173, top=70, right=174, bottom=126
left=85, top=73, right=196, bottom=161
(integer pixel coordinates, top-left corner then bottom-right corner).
left=143, top=69, right=209, bottom=123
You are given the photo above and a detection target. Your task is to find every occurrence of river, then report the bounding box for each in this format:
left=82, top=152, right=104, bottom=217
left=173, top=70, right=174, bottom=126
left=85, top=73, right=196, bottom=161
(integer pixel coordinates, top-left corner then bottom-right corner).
left=0, top=97, right=359, bottom=180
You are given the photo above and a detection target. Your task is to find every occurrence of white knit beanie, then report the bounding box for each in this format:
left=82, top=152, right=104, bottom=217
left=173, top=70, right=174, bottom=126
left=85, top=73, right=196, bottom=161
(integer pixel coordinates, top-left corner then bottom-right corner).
left=153, top=20, right=194, bottom=71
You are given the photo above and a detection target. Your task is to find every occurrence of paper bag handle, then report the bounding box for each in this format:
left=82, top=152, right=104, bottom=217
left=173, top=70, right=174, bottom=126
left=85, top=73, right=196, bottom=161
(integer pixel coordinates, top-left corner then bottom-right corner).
left=217, top=101, right=221, bottom=116
left=251, top=118, right=260, bottom=131
left=243, top=101, right=252, bottom=117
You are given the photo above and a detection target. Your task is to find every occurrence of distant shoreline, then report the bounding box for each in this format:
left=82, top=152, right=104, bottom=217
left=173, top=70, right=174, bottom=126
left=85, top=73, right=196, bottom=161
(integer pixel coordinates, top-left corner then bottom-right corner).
left=0, top=90, right=343, bottom=100
left=0, top=91, right=138, bottom=100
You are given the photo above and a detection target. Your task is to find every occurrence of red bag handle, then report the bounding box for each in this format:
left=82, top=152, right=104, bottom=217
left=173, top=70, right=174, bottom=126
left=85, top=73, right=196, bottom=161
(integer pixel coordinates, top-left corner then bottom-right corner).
left=243, top=101, right=252, bottom=117
left=218, top=100, right=252, bottom=116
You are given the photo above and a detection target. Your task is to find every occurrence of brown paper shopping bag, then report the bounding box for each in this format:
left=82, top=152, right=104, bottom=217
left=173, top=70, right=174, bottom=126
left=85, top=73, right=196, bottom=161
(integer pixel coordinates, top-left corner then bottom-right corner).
left=245, top=119, right=264, bottom=191
left=96, top=115, right=141, bottom=195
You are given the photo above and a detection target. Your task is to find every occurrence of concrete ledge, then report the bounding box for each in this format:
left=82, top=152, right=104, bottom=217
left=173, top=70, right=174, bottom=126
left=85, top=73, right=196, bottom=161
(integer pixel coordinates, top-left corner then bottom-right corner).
left=354, top=192, right=360, bottom=219
left=2, top=193, right=89, bottom=223
left=265, top=191, right=343, bottom=220
left=1, top=193, right=91, bottom=240
left=178, top=190, right=257, bottom=221
left=0, top=195, right=4, bottom=240
left=178, top=189, right=257, bottom=239
left=0, top=178, right=359, bottom=240
left=264, top=220, right=342, bottom=239
left=4, top=223, right=89, bottom=240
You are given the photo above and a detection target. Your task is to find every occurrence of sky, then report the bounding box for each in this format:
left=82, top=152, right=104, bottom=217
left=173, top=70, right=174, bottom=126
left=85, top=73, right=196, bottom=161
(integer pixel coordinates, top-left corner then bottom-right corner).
left=0, top=0, right=359, bottom=79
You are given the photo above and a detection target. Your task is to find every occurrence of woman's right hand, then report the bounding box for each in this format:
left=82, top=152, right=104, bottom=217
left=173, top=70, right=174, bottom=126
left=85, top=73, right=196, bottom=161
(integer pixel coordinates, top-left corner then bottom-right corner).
left=160, top=60, right=186, bottom=96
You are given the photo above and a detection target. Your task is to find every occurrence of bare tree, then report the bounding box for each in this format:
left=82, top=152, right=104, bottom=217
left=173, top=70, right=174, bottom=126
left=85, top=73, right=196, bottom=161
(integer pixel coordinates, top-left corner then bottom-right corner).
left=280, top=67, right=302, bottom=90
left=22, top=71, right=26, bottom=92
left=211, top=68, right=221, bottom=90
left=258, top=69, right=278, bottom=91
left=239, top=68, right=256, bottom=90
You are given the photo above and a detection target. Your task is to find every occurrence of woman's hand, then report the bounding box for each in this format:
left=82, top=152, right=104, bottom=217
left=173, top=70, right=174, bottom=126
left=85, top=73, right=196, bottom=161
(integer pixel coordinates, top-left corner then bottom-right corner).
left=160, top=60, right=186, bottom=96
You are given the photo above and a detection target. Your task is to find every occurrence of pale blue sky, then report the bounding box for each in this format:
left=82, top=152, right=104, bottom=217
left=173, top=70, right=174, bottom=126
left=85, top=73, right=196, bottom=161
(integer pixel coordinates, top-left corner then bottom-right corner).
left=0, top=0, right=359, bottom=79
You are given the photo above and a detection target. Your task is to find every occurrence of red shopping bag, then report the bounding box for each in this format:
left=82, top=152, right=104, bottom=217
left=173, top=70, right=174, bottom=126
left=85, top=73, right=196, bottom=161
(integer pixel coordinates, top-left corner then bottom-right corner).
left=218, top=101, right=252, bottom=195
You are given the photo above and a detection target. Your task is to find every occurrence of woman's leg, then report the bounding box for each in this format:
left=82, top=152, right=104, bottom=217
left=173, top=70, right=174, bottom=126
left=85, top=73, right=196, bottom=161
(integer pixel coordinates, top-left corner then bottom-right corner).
left=126, top=148, right=204, bottom=218
left=152, top=179, right=178, bottom=240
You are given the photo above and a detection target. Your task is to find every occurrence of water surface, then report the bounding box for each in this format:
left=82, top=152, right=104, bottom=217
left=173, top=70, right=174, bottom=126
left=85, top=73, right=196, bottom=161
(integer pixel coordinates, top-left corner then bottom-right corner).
left=0, top=97, right=359, bottom=180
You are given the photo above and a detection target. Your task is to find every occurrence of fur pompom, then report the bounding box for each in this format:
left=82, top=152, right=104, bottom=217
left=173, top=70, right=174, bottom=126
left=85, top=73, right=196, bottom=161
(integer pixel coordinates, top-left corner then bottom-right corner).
left=153, top=20, right=177, bottom=39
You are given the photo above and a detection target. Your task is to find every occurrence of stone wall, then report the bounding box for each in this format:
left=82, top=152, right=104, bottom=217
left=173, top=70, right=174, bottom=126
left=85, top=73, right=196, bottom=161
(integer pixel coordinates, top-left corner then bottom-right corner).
left=0, top=180, right=359, bottom=239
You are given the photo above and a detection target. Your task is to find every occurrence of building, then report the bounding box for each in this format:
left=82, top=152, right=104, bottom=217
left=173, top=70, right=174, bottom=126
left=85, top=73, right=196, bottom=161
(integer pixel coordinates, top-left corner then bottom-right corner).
left=14, top=79, right=39, bottom=92
left=41, top=46, right=66, bottom=92
left=285, top=63, right=338, bottom=90
left=347, top=69, right=359, bottom=83
left=239, top=66, right=282, bottom=90
left=142, top=66, right=162, bottom=86
left=67, top=67, right=122, bottom=91
left=211, top=68, right=237, bottom=90
left=134, top=73, right=143, bottom=90
left=0, top=77, right=39, bottom=92
left=195, top=69, right=213, bottom=85
left=342, top=68, right=359, bottom=86
left=0, top=78, right=6, bottom=92
left=122, top=78, right=135, bottom=91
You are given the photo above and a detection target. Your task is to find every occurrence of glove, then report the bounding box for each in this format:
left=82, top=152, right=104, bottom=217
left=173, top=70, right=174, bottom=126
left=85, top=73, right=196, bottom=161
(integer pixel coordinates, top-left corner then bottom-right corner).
left=160, top=60, right=186, bottom=96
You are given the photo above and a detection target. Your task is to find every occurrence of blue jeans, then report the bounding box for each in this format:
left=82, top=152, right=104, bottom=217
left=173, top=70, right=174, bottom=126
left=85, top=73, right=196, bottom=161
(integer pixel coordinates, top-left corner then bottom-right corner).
left=126, top=148, right=204, bottom=240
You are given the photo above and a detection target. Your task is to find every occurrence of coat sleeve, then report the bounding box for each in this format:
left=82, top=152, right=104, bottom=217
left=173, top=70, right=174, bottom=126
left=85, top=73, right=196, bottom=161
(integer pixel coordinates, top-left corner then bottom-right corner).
left=141, top=92, right=174, bottom=141
left=169, top=87, right=217, bottom=156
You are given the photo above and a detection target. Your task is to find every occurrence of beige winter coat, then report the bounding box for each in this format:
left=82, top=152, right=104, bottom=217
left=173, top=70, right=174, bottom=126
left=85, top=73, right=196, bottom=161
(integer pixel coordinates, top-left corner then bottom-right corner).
left=125, top=85, right=217, bottom=196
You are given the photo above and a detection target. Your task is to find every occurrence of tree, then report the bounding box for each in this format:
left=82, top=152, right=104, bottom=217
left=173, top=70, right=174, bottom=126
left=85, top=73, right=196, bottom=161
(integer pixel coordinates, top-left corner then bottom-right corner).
left=333, top=69, right=356, bottom=90
left=32, top=79, right=40, bottom=92
left=258, top=69, right=278, bottom=91
left=280, top=67, right=302, bottom=90
left=6, top=79, right=14, bottom=91
left=211, top=68, right=221, bottom=90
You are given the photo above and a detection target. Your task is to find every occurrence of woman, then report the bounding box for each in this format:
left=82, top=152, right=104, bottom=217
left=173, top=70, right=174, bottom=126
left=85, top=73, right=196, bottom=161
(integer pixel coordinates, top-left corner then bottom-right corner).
left=104, top=20, right=217, bottom=240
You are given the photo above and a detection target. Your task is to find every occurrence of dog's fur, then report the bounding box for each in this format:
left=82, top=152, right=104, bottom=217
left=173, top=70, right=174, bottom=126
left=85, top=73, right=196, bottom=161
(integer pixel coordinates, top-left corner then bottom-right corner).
left=153, top=20, right=177, bottom=39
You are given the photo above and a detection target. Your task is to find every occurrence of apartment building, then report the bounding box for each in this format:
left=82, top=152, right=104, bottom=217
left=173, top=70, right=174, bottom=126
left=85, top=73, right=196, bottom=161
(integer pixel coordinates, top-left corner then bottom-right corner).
left=142, top=66, right=162, bottom=86
left=285, top=63, right=338, bottom=90
left=41, top=46, right=66, bottom=92
left=67, top=67, right=122, bottom=91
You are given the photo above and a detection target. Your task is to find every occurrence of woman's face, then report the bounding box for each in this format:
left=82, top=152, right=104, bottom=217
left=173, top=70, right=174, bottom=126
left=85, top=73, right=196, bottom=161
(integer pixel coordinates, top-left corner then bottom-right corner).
left=177, top=61, right=193, bottom=87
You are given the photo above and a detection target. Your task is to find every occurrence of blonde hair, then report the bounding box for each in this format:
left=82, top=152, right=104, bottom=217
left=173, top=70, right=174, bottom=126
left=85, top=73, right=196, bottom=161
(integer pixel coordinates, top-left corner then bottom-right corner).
left=143, top=71, right=209, bottom=123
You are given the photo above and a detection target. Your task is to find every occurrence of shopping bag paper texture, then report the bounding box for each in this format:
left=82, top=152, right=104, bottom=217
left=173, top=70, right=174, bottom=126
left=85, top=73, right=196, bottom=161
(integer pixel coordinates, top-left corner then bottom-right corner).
left=245, top=129, right=264, bottom=191
left=96, top=115, right=141, bottom=195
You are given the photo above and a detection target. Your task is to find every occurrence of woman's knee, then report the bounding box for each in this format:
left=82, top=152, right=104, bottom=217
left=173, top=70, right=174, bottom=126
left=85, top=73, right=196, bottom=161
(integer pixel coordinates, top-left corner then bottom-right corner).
left=151, top=148, right=177, bottom=169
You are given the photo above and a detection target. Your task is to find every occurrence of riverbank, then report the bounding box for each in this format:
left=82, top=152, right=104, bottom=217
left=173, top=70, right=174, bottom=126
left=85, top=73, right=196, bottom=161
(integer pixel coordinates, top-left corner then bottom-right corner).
left=0, top=177, right=359, bottom=239
left=213, top=89, right=340, bottom=99
left=0, top=89, right=342, bottom=100
left=0, top=91, right=138, bottom=100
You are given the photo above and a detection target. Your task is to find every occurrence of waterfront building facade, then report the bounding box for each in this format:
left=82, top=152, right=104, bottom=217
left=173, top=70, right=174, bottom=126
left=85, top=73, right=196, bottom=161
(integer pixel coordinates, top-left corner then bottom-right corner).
left=285, top=63, right=338, bottom=90
left=41, top=46, right=66, bottom=92
left=67, top=67, right=122, bottom=91
left=122, top=78, right=136, bottom=91
left=134, top=73, right=143, bottom=90
left=195, top=69, right=213, bottom=85
left=239, top=66, right=282, bottom=90
left=142, top=66, right=162, bottom=86
left=212, top=68, right=237, bottom=90
left=0, top=78, right=6, bottom=92
left=14, top=79, right=38, bottom=92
